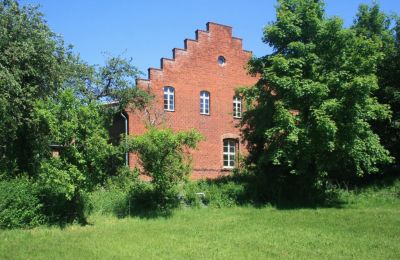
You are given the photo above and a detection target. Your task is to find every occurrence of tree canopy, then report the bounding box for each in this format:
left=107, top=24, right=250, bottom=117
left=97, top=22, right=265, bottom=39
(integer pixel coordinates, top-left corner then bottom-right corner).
left=353, top=3, right=400, bottom=166
left=241, top=0, right=393, bottom=197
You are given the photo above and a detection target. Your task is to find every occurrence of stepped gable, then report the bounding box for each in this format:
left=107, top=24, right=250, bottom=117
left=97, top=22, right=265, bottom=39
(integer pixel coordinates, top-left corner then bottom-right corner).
left=136, top=22, right=252, bottom=88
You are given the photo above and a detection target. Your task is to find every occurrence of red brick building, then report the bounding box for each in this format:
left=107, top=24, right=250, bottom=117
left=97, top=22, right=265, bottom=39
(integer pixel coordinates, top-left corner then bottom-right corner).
left=126, top=22, right=258, bottom=179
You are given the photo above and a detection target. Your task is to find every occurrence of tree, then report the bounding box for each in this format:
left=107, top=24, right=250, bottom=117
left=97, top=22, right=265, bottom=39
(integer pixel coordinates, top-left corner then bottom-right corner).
left=241, top=0, right=392, bottom=199
left=33, top=89, right=118, bottom=190
left=353, top=4, right=400, bottom=167
left=0, top=0, right=151, bottom=179
left=0, top=0, right=73, bottom=175
left=65, top=54, right=152, bottom=113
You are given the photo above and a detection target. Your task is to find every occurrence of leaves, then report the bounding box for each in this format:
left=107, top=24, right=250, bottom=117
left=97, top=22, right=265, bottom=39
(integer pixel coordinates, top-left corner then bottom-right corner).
left=242, top=0, right=393, bottom=187
left=128, top=128, right=203, bottom=192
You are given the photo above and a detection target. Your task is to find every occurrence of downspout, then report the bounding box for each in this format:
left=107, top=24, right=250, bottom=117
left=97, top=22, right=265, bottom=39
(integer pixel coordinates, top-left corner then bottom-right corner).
left=120, top=112, right=128, bottom=167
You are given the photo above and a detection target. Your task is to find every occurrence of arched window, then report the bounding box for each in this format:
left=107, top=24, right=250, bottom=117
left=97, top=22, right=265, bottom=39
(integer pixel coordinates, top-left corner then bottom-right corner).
left=233, top=96, right=242, bottom=118
left=200, top=91, right=210, bottom=115
left=223, top=139, right=237, bottom=168
left=164, top=86, right=175, bottom=111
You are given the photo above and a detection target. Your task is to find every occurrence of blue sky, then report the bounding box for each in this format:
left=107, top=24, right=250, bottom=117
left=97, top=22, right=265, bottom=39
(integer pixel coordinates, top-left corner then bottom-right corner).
left=20, top=0, right=400, bottom=75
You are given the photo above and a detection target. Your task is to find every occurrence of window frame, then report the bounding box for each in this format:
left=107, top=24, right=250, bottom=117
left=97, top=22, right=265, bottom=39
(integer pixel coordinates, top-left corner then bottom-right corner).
left=233, top=96, right=242, bottom=118
left=200, top=91, right=210, bottom=115
left=163, top=86, right=175, bottom=112
left=223, top=139, right=237, bottom=169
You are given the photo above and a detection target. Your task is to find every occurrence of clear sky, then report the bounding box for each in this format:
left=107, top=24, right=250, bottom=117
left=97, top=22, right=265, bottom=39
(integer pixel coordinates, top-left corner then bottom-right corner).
left=19, top=0, right=400, bottom=76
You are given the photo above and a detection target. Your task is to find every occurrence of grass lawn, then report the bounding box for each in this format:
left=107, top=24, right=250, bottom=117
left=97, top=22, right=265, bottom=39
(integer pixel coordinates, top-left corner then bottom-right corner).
left=1, top=189, right=399, bottom=260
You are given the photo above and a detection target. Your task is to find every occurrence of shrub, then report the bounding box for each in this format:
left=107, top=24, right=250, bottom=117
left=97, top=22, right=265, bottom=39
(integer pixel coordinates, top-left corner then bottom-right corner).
left=105, top=166, right=139, bottom=191
left=0, top=179, right=45, bottom=229
left=128, top=127, right=203, bottom=208
left=183, top=179, right=247, bottom=208
left=37, top=158, right=89, bottom=224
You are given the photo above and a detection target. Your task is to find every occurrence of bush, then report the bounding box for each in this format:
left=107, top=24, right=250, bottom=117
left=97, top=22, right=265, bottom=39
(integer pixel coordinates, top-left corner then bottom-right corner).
left=129, top=127, right=203, bottom=208
left=37, top=158, right=89, bottom=224
left=183, top=179, right=247, bottom=208
left=0, top=179, right=45, bottom=229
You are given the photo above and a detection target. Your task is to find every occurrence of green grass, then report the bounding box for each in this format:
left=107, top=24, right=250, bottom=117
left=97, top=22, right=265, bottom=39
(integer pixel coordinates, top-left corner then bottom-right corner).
left=1, top=179, right=400, bottom=259
left=1, top=196, right=399, bottom=259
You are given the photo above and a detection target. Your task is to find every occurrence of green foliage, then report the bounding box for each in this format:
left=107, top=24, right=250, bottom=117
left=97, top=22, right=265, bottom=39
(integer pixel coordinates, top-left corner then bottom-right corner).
left=38, top=158, right=85, bottom=201
left=0, top=0, right=152, bottom=227
left=0, top=0, right=75, bottom=175
left=241, top=0, right=393, bottom=198
left=89, top=188, right=128, bottom=216
left=183, top=179, right=246, bottom=208
left=353, top=4, right=400, bottom=166
left=128, top=128, right=203, bottom=208
left=33, top=89, right=119, bottom=189
left=0, top=179, right=45, bottom=229
left=2, top=184, right=400, bottom=259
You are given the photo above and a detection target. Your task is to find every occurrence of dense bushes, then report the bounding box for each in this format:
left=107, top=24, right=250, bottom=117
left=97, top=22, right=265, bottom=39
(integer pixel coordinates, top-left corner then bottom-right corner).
left=0, top=179, right=45, bottom=229
left=183, top=179, right=247, bottom=208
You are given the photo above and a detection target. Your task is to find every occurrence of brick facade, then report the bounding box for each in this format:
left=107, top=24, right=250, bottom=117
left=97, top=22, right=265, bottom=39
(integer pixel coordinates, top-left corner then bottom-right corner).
left=127, top=22, right=258, bottom=179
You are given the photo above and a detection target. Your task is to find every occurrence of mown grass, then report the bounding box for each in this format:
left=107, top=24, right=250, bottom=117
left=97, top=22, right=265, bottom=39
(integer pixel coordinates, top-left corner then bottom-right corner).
left=1, top=182, right=399, bottom=259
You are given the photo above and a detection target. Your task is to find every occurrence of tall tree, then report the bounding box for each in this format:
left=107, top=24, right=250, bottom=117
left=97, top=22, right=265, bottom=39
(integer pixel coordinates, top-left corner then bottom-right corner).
left=0, top=0, right=150, bottom=178
left=353, top=4, right=400, bottom=167
left=241, top=0, right=392, bottom=198
left=0, top=0, right=72, bottom=175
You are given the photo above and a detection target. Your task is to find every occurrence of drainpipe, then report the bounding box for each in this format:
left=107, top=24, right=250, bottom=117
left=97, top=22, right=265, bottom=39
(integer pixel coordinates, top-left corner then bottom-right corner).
left=120, top=112, right=128, bottom=167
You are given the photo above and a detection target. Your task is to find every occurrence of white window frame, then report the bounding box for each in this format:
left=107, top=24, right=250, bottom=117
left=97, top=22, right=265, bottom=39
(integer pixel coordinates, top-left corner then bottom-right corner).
left=233, top=96, right=242, bottom=118
left=200, top=91, right=210, bottom=115
left=164, top=86, right=175, bottom=111
left=223, top=139, right=237, bottom=169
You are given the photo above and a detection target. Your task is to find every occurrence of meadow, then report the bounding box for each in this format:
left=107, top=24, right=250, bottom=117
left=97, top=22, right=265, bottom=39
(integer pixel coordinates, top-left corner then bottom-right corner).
left=0, top=182, right=399, bottom=259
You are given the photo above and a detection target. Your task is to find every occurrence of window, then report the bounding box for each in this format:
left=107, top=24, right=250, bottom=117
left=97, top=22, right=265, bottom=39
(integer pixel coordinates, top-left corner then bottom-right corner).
left=233, top=96, right=242, bottom=118
left=223, top=139, right=237, bottom=168
left=200, top=91, right=210, bottom=115
left=164, top=86, right=175, bottom=111
left=218, top=56, right=226, bottom=65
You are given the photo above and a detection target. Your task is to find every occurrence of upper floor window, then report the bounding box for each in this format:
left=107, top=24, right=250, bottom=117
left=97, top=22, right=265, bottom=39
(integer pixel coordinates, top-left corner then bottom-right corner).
left=233, top=96, right=242, bottom=118
left=200, top=91, right=210, bottom=115
left=223, top=139, right=237, bottom=169
left=164, top=86, right=175, bottom=111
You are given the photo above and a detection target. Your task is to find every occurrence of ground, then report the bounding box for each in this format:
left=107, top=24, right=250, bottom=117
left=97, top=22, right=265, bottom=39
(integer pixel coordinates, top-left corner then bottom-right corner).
left=1, top=189, right=399, bottom=259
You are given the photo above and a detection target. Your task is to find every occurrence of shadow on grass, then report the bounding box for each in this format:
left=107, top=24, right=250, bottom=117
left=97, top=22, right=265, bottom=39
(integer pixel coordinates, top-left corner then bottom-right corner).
left=40, top=192, right=91, bottom=229
left=113, top=188, right=176, bottom=219
left=196, top=173, right=347, bottom=210
left=209, top=167, right=400, bottom=210
left=105, top=168, right=399, bottom=219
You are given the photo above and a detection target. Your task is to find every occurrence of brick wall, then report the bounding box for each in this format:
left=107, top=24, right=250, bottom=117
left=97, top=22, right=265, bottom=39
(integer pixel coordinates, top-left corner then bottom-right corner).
left=127, top=22, right=259, bottom=179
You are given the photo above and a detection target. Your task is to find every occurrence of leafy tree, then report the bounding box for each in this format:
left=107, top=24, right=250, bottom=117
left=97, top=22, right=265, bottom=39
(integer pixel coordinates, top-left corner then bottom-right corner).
left=33, top=89, right=118, bottom=190
left=0, top=0, right=73, bottom=175
left=0, top=0, right=151, bottom=224
left=353, top=4, right=400, bottom=166
left=128, top=128, right=203, bottom=207
left=241, top=0, right=392, bottom=199
left=0, top=0, right=151, bottom=179
left=66, top=54, right=152, bottom=114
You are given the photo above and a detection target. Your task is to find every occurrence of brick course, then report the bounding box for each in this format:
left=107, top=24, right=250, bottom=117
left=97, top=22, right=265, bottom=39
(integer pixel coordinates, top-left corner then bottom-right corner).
left=127, top=22, right=259, bottom=179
